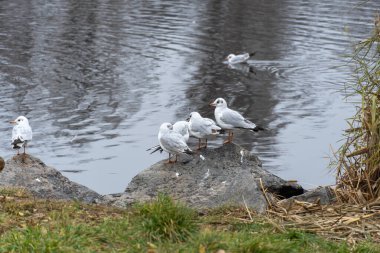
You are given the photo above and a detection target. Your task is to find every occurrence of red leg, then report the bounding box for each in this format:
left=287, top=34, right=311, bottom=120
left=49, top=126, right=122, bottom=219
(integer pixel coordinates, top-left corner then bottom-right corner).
left=224, top=130, right=232, bottom=144
left=166, top=153, right=174, bottom=164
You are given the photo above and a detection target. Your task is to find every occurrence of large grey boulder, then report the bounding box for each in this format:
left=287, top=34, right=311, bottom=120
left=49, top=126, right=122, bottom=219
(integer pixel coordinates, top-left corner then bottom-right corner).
left=101, top=143, right=304, bottom=212
left=0, top=154, right=100, bottom=203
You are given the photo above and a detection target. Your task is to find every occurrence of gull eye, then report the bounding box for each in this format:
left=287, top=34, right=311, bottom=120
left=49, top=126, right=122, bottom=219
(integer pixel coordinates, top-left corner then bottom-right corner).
left=18, top=119, right=21, bottom=122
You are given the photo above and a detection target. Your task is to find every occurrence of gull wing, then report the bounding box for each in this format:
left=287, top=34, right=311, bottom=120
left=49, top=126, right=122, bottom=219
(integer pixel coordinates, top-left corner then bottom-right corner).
left=160, top=132, right=188, bottom=153
left=220, top=108, right=245, bottom=126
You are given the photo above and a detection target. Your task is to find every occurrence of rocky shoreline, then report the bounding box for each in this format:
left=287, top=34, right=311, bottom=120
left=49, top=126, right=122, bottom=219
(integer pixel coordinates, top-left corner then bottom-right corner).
left=0, top=143, right=335, bottom=212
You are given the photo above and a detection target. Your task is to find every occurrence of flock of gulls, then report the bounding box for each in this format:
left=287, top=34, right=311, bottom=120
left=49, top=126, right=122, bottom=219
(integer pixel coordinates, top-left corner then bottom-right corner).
left=8, top=53, right=258, bottom=165
left=150, top=89, right=263, bottom=163
left=148, top=52, right=261, bottom=163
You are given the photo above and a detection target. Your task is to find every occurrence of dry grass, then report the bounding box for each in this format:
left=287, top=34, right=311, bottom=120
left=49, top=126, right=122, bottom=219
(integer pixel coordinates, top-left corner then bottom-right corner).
left=333, top=15, right=380, bottom=204
left=268, top=197, right=380, bottom=245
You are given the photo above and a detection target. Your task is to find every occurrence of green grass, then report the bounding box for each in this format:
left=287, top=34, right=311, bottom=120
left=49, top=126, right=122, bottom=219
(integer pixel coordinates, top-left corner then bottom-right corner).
left=0, top=191, right=379, bottom=252
left=133, top=193, right=198, bottom=242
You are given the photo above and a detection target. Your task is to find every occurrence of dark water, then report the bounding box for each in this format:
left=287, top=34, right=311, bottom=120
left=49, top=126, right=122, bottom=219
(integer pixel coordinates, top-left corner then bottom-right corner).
left=0, top=0, right=378, bottom=194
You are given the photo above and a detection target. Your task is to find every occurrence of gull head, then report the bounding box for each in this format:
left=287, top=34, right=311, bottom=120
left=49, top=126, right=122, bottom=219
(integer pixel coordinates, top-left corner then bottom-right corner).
left=187, top=112, right=201, bottom=122
left=10, top=116, right=29, bottom=126
left=226, top=54, right=235, bottom=61
left=210, top=98, right=227, bottom=108
left=159, top=122, right=173, bottom=133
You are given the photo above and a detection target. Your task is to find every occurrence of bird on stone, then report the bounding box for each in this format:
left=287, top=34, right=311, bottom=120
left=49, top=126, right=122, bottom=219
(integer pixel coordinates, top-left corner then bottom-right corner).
left=158, top=122, right=193, bottom=163
left=225, top=52, right=256, bottom=64
left=147, top=120, right=190, bottom=154
left=210, top=98, right=263, bottom=143
left=187, top=112, right=221, bottom=149
left=10, top=116, right=33, bottom=155
left=172, top=121, right=190, bottom=143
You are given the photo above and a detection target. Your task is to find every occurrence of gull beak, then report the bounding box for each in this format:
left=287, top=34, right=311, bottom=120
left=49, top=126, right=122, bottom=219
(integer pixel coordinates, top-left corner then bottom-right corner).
left=186, top=117, right=190, bottom=122
left=209, top=101, right=216, bottom=107
left=9, top=120, right=16, bottom=125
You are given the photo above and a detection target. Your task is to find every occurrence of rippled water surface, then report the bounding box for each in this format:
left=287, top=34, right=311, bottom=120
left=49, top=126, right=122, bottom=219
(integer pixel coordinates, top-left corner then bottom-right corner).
left=0, top=0, right=379, bottom=194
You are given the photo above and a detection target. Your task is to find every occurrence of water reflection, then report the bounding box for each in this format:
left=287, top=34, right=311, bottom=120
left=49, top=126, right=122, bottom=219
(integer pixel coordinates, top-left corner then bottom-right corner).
left=0, top=0, right=378, bottom=194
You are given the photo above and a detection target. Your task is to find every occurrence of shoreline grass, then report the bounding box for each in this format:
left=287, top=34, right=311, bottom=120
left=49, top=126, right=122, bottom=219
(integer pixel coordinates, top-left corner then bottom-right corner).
left=0, top=190, right=378, bottom=252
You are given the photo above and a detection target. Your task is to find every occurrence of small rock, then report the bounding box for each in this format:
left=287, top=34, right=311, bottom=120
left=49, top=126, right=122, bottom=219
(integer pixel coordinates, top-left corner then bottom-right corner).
left=279, top=186, right=336, bottom=207
left=0, top=157, right=4, bottom=172
left=0, top=154, right=100, bottom=203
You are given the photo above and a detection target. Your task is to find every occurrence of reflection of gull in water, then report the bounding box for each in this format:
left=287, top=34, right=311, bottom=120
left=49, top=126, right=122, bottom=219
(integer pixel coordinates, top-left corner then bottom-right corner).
left=227, top=63, right=256, bottom=74
left=158, top=122, right=193, bottom=163
left=187, top=112, right=221, bottom=149
left=225, top=52, right=256, bottom=64
left=210, top=98, right=264, bottom=144
left=10, top=116, right=33, bottom=155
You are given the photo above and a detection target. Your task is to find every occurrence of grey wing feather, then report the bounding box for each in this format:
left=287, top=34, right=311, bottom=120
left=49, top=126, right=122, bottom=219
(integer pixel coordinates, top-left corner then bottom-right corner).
left=160, top=133, right=189, bottom=153
left=231, top=53, right=249, bottom=64
left=221, top=109, right=256, bottom=129
left=220, top=109, right=245, bottom=125
left=192, top=119, right=212, bottom=134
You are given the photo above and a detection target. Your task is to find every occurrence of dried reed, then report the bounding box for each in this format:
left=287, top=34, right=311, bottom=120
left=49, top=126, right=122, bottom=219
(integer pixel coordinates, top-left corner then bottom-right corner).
left=334, top=15, right=380, bottom=204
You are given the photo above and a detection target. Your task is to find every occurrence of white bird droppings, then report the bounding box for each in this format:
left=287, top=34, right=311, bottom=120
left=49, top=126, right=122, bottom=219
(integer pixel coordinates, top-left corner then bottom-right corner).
left=203, top=169, right=210, bottom=180
left=240, top=150, right=244, bottom=163
left=200, top=155, right=205, bottom=160
left=35, top=178, right=41, bottom=182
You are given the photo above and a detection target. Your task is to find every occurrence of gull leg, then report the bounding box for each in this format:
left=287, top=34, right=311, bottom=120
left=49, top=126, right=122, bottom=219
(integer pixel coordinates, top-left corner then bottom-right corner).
left=200, top=138, right=207, bottom=149
left=224, top=130, right=232, bottom=144
left=166, top=153, right=173, bottom=164
left=23, top=143, right=26, bottom=154
left=197, top=139, right=207, bottom=150
left=197, top=139, right=201, bottom=150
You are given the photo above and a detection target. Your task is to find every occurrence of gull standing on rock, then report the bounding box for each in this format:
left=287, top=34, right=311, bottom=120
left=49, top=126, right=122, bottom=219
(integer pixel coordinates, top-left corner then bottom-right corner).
left=173, top=121, right=190, bottom=142
left=187, top=112, right=221, bottom=149
left=210, top=98, right=263, bottom=144
left=147, top=120, right=190, bottom=154
left=225, top=52, right=256, bottom=64
left=158, top=122, right=193, bottom=163
left=10, top=116, right=33, bottom=155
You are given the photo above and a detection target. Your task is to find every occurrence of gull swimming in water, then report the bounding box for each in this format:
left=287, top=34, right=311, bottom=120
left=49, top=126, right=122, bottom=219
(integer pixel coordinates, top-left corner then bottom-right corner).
left=10, top=116, right=33, bottom=155
left=187, top=112, right=221, bottom=149
left=210, top=98, right=263, bottom=143
left=158, top=122, right=193, bottom=163
left=225, top=52, right=256, bottom=64
left=147, top=120, right=190, bottom=154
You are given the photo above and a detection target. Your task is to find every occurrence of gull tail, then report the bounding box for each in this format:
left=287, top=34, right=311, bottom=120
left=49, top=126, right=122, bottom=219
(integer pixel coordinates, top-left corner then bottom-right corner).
left=251, top=126, right=265, bottom=132
left=146, top=145, right=163, bottom=154
left=218, top=129, right=226, bottom=134
left=249, top=51, right=257, bottom=57
left=11, top=137, right=24, bottom=149
left=184, top=149, right=194, bottom=155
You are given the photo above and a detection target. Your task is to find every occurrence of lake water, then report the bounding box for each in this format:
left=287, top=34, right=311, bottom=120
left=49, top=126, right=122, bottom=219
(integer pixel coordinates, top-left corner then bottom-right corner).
left=0, top=0, right=379, bottom=194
